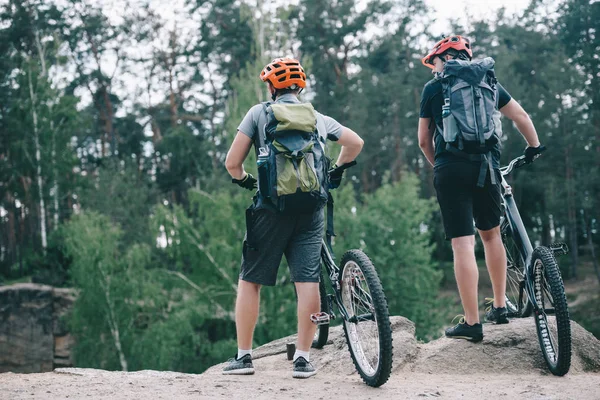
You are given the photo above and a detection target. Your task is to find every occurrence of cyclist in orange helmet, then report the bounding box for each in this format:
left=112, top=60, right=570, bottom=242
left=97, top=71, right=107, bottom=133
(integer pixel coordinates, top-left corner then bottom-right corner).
left=417, top=35, right=545, bottom=342
left=224, top=57, right=364, bottom=378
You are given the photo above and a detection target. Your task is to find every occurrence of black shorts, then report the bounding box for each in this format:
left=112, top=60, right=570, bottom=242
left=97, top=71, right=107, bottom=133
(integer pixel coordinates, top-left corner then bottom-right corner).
left=240, top=205, right=324, bottom=286
left=434, top=162, right=502, bottom=240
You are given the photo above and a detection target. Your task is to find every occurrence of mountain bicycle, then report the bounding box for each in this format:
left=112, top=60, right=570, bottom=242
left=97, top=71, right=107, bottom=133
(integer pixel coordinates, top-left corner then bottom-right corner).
left=500, top=155, right=571, bottom=376
left=310, top=162, right=393, bottom=387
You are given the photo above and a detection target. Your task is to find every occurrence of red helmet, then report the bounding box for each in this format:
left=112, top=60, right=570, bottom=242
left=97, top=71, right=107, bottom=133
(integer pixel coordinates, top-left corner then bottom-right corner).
left=422, top=35, right=473, bottom=69
left=260, top=58, right=307, bottom=90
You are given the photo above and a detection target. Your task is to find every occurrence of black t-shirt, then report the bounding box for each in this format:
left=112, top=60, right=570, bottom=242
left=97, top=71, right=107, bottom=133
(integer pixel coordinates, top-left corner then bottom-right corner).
left=420, top=78, right=512, bottom=169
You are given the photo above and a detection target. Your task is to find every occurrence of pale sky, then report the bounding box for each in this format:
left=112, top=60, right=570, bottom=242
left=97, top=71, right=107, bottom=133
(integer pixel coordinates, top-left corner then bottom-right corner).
left=424, top=0, right=531, bottom=35
left=2, top=0, right=540, bottom=120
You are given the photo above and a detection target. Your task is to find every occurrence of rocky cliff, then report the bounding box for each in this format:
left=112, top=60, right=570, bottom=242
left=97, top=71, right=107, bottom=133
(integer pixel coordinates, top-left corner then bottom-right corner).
left=0, top=283, right=76, bottom=373
left=1, top=315, right=599, bottom=399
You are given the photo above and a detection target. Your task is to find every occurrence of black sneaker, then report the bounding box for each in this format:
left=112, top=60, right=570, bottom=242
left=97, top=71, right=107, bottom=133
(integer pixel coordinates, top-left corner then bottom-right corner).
left=292, top=356, right=317, bottom=379
left=445, top=316, right=483, bottom=342
left=484, top=298, right=509, bottom=324
left=222, top=353, right=254, bottom=375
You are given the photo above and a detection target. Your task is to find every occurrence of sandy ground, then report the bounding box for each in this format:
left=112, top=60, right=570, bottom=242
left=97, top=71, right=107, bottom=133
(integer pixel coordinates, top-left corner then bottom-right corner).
left=1, top=367, right=599, bottom=400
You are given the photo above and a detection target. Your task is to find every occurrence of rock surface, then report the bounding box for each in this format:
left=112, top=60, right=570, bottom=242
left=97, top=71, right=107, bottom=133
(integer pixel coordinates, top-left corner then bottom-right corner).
left=1, top=315, right=599, bottom=399
left=0, top=283, right=76, bottom=373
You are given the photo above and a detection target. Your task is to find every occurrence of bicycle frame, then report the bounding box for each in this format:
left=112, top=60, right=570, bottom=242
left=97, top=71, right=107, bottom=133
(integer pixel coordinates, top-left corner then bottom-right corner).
left=320, top=239, right=353, bottom=321
left=321, top=239, right=375, bottom=323
left=500, top=157, right=542, bottom=314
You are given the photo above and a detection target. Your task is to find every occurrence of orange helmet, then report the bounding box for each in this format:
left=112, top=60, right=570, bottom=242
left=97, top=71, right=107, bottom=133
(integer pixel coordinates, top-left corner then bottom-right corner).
left=260, top=58, right=307, bottom=90
left=422, top=35, right=473, bottom=69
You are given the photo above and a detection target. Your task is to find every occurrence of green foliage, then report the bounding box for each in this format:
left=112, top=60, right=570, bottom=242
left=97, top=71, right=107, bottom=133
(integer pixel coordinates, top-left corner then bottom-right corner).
left=333, top=173, right=443, bottom=339
left=2, top=0, right=600, bottom=375
left=79, top=160, right=156, bottom=247
left=62, top=211, right=237, bottom=372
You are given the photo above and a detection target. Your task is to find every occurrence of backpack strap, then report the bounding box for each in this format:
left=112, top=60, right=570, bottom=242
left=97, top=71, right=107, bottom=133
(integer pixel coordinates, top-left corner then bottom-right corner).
left=258, top=101, right=271, bottom=150
left=326, top=192, right=335, bottom=255
left=444, top=147, right=496, bottom=187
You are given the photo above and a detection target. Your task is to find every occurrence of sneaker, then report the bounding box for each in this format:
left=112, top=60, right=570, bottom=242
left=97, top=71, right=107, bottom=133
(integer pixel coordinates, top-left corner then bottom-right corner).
left=292, top=356, right=317, bottom=379
left=484, top=298, right=509, bottom=324
left=222, top=353, right=254, bottom=375
left=445, top=316, right=483, bottom=342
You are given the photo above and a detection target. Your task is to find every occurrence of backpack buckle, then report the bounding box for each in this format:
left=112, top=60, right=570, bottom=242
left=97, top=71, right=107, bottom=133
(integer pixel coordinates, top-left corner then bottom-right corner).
left=258, top=147, right=269, bottom=157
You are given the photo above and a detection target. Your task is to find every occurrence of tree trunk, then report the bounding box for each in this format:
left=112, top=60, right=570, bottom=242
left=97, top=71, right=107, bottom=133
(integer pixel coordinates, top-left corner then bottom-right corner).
left=565, top=144, right=577, bottom=278
left=28, top=67, right=47, bottom=253
left=390, top=104, right=403, bottom=183
left=98, top=264, right=128, bottom=371
left=541, top=196, right=551, bottom=245
left=583, top=213, right=600, bottom=285
left=51, top=119, right=59, bottom=230
left=168, top=30, right=178, bottom=128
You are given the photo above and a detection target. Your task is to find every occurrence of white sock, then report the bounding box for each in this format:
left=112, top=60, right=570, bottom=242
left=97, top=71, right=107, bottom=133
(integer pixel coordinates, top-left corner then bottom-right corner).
left=237, top=349, right=252, bottom=359
left=293, top=350, right=310, bottom=362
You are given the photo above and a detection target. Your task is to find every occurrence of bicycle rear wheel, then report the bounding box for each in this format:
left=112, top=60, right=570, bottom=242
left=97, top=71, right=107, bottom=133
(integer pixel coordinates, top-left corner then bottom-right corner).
left=339, top=250, right=392, bottom=387
left=532, top=246, right=571, bottom=376
left=502, top=223, right=532, bottom=317
left=312, top=272, right=330, bottom=349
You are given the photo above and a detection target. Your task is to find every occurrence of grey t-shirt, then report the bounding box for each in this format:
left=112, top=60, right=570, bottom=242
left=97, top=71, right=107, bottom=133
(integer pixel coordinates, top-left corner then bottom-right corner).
left=237, top=93, right=344, bottom=145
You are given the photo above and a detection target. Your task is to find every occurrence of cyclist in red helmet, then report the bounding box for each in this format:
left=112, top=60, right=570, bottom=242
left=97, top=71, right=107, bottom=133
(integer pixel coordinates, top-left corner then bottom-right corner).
left=418, top=35, right=545, bottom=342
left=223, top=57, right=364, bottom=378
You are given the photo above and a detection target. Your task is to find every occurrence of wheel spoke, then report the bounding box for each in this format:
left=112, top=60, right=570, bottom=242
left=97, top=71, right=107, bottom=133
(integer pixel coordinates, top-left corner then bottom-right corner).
left=341, top=261, right=380, bottom=376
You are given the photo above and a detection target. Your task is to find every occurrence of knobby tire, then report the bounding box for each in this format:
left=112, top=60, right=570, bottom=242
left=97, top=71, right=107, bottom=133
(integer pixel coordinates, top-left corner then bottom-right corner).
left=339, top=250, right=393, bottom=387
left=532, top=246, right=571, bottom=376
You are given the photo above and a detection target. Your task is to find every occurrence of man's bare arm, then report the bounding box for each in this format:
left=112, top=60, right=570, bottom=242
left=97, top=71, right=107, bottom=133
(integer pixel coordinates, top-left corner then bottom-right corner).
left=418, top=118, right=435, bottom=166
left=225, top=131, right=253, bottom=180
left=335, top=127, right=364, bottom=166
left=499, top=99, right=541, bottom=147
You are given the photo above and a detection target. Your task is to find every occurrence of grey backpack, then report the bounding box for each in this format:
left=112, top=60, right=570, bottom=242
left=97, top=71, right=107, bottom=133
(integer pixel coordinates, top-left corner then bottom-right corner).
left=439, top=57, right=503, bottom=186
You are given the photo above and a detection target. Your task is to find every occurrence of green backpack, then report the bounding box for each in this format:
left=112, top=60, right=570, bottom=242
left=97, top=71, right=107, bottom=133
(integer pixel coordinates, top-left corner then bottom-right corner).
left=255, top=101, right=329, bottom=214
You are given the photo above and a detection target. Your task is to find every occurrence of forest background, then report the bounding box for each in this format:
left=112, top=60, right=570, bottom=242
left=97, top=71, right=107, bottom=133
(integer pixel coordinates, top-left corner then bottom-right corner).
left=1, top=0, right=599, bottom=373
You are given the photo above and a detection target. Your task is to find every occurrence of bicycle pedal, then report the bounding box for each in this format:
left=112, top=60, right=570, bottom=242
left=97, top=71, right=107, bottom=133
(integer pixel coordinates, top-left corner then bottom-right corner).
left=310, top=312, right=330, bottom=326
left=549, top=242, right=569, bottom=256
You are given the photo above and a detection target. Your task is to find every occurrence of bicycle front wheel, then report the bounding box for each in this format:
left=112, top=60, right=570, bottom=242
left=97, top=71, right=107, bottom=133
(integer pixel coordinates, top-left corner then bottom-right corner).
left=532, top=246, right=571, bottom=376
left=339, top=250, right=392, bottom=387
left=502, top=224, right=532, bottom=317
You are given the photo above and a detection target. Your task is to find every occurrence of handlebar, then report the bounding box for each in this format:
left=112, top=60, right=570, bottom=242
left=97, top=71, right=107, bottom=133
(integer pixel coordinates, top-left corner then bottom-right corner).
left=501, top=145, right=547, bottom=177
left=500, top=156, right=528, bottom=176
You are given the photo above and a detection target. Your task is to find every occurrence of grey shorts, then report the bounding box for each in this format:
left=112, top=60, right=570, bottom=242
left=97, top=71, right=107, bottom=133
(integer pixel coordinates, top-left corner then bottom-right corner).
left=240, top=205, right=324, bottom=286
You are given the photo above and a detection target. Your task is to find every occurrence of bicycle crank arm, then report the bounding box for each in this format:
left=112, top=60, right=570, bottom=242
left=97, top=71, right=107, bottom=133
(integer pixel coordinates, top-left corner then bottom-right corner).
left=310, top=312, right=331, bottom=326
left=549, top=242, right=569, bottom=256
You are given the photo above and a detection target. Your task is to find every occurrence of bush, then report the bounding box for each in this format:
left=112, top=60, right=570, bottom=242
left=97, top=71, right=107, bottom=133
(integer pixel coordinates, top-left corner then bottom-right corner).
left=332, top=173, right=443, bottom=339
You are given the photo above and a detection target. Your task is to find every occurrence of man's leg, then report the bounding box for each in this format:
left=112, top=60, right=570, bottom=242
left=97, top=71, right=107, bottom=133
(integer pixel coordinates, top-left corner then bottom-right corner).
left=223, top=279, right=261, bottom=375
left=479, top=226, right=507, bottom=308
left=235, top=279, right=262, bottom=350
left=294, top=282, right=320, bottom=352
left=451, top=235, right=480, bottom=325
